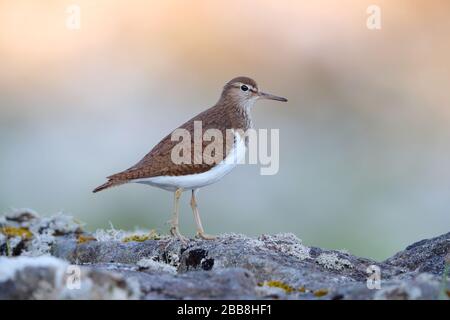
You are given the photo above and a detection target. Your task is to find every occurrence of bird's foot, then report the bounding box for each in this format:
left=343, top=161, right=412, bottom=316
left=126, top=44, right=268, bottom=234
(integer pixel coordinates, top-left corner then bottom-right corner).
left=169, top=226, right=188, bottom=244
left=195, top=231, right=217, bottom=240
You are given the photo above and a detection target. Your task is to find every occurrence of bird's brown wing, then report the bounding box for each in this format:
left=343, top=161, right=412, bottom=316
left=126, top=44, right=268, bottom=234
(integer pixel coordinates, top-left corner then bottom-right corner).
left=94, top=105, right=237, bottom=192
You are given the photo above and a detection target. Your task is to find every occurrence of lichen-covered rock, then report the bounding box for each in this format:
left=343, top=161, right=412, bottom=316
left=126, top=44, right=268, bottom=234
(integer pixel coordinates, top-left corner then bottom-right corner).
left=329, top=272, right=445, bottom=300
left=384, top=232, right=450, bottom=275
left=119, top=267, right=258, bottom=300
left=0, top=210, right=448, bottom=300
left=0, top=256, right=139, bottom=299
left=0, top=209, right=84, bottom=257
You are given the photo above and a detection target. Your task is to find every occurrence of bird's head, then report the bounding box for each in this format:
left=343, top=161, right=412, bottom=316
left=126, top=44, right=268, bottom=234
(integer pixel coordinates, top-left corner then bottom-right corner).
left=220, top=76, right=287, bottom=110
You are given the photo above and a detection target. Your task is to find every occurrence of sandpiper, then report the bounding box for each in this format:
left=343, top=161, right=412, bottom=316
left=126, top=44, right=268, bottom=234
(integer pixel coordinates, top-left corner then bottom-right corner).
left=93, top=76, right=287, bottom=240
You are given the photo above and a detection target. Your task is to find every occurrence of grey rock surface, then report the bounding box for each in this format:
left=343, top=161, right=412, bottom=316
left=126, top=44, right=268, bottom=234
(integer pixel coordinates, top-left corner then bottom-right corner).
left=0, top=256, right=139, bottom=299
left=384, top=232, right=449, bottom=275
left=0, top=210, right=449, bottom=300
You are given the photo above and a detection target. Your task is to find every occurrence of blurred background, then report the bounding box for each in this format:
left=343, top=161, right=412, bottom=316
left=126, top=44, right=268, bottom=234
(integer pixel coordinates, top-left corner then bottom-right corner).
left=1, top=0, right=449, bottom=260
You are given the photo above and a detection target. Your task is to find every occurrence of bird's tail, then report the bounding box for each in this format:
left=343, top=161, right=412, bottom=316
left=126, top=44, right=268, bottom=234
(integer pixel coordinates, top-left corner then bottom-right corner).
left=92, top=179, right=125, bottom=193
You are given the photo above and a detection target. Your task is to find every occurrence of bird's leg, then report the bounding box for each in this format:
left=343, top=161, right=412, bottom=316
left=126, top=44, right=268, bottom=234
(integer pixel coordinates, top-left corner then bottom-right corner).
left=169, top=188, right=187, bottom=242
left=190, top=189, right=216, bottom=240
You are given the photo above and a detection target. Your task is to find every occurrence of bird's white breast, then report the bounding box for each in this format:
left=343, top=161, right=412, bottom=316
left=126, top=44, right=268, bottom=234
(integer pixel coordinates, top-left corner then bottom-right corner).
left=133, top=131, right=246, bottom=191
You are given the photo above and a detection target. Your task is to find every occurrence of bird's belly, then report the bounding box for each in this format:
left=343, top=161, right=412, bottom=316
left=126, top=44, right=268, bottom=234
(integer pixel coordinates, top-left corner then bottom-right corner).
left=134, top=132, right=246, bottom=191
left=136, top=162, right=237, bottom=191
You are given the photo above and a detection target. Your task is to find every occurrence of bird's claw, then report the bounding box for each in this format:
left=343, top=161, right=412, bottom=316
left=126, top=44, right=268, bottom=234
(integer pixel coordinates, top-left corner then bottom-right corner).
left=195, top=231, right=217, bottom=240
left=170, top=226, right=188, bottom=244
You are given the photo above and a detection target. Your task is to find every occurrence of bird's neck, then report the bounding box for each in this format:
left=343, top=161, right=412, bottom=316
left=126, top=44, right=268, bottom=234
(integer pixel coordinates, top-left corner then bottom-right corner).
left=218, top=97, right=255, bottom=131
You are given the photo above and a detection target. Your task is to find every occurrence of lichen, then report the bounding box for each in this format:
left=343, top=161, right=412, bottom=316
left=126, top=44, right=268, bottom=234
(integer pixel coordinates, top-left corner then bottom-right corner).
left=0, top=210, right=84, bottom=257
left=93, top=223, right=160, bottom=243
left=164, top=251, right=180, bottom=268
left=337, top=248, right=350, bottom=255
left=6, top=237, right=22, bottom=256
left=259, top=233, right=311, bottom=260
left=258, top=281, right=324, bottom=297
left=5, top=208, right=39, bottom=223
left=77, top=234, right=97, bottom=244
left=93, top=224, right=128, bottom=242
left=0, top=226, right=33, bottom=239
left=36, top=213, right=83, bottom=235
left=314, top=289, right=329, bottom=297
left=259, top=280, right=295, bottom=293
left=22, top=229, right=55, bottom=257
left=122, top=230, right=160, bottom=243
left=136, top=257, right=176, bottom=274
left=0, top=226, right=32, bottom=256
left=219, top=233, right=266, bottom=248
left=315, top=252, right=353, bottom=271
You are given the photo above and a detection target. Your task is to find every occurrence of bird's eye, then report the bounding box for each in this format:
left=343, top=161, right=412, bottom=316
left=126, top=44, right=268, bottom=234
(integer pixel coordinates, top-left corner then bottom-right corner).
left=241, top=85, right=249, bottom=92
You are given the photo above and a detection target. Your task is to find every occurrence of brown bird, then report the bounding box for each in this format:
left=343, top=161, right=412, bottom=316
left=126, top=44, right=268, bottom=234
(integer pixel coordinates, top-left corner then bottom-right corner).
left=93, top=76, right=287, bottom=241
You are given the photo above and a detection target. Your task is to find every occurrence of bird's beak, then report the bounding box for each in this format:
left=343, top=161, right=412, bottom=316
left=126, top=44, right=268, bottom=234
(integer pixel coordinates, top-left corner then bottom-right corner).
left=258, top=91, right=288, bottom=102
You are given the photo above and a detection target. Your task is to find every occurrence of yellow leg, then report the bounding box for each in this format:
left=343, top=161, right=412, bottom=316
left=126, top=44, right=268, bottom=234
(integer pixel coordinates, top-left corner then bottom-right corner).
left=169, top=188, right=187, bottom=242
left=190, top=189, right=216, bottom=240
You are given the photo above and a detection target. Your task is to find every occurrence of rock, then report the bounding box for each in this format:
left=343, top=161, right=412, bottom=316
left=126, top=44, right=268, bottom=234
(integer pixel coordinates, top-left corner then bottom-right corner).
left=0, top=210, right=449, bottom=300
left=119, top=267, right=258, bottom=300
left=0, top=256, right=139, bottom=300
left=384, top=232, right=450, bottom=275
left=330, top=273, right=444, bottom=300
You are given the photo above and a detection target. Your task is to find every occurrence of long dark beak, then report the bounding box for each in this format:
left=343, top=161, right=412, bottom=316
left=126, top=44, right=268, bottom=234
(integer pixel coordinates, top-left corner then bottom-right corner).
left=258, top=91, right=288, bottom=102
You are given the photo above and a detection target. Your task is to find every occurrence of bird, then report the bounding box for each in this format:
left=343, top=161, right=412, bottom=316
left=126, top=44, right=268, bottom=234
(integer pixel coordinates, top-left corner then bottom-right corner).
left=93, top=76, right=287, bottom=241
